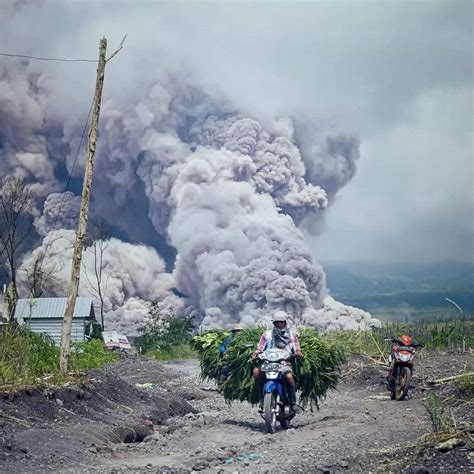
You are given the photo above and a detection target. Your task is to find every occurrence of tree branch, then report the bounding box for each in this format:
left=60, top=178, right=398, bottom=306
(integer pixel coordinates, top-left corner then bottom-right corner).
left=106, top=34, right=127, bottom=63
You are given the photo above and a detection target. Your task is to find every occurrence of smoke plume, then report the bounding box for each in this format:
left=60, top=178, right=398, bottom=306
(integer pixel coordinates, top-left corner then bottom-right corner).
left=17, top=230, right=178, bottom=335
left=2, top=59, right=378, bottom=333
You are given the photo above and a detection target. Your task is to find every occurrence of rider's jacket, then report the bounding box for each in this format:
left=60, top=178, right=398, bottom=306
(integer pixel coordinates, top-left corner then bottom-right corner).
left=220, top=334, right=234, bottom=355
left=257, top=330, right=301, bottom=354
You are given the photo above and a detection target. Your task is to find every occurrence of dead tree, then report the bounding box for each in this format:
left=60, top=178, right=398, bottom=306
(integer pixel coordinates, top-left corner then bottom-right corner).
left=83, top=219, right=109, bottom=329
left=0, top=176, right=34, bottom=319
left=25, top=255, right=62, bottom=298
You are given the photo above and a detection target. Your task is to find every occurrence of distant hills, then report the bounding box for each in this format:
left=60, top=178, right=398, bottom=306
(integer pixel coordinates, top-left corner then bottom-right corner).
left=322, top=261, right=474, bottom=321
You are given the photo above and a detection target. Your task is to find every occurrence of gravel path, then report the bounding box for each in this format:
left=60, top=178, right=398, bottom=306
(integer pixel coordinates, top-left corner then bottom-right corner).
left=2, top=355, right=472, bottom=473
left=95, top=359, right=432, bottom=473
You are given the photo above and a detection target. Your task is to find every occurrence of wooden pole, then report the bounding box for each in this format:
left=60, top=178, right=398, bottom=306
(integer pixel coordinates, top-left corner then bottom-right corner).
left=59, top=37, right=107, bottom=373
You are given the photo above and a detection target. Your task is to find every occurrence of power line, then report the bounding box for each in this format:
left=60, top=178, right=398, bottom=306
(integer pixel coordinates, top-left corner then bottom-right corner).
left=0, top=52, right=97, bottom=63
left=44, top=98, right=95, bottom=251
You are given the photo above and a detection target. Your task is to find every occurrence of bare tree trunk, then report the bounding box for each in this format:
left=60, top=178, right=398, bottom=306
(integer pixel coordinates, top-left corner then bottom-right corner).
left=60, top=38, right=107, bottom=373
left=9, top=266, right=17, bottom=320
left=0, top=176, right=34, bottom=320
left=83, top=219, right=109, bottom=330
left=95, top=243, right=106, bottom=329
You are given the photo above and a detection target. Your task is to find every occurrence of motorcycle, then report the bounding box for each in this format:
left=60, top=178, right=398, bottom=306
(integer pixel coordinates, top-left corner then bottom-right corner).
left=386, top=335, right=422, bottom=401
left=257, top=348, right=296, bottom=433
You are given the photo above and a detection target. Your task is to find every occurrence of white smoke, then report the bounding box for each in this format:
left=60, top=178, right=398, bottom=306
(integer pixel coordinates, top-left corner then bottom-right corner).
left=91, top=81, right=375, bottom=330
left=0, top=62, right=62, bottom=199
left=17, top=230, right=178, bottom=335
left=304, top=296, right=382, bottom=332
left=2, top=59, right=378, bottom=333
left=34, top=192, right=81, bottom=236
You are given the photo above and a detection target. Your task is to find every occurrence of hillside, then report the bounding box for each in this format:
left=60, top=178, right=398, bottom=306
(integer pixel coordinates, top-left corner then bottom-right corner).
left=323, top=261, right=474, bottom=321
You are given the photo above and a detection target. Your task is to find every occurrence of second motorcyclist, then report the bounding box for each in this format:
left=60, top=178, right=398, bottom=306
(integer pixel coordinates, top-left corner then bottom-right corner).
left=386, top=334, right=423, bottom=390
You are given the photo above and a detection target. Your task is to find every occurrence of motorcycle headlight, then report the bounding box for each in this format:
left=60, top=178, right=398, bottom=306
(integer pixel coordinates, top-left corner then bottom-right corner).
left=399, top=354, right=411, bottom=362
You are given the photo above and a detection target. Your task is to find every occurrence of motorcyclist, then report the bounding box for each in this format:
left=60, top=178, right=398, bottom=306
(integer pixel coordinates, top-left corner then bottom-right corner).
left=218, top=323, right=245, bottom=383
left=386, top=334, right=423, bottom=390
left=252, top=311, right=302, bottom=413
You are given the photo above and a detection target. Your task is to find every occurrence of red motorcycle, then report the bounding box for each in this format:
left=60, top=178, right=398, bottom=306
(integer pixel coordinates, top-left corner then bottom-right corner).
left=386, top=335, right=423, bottom=401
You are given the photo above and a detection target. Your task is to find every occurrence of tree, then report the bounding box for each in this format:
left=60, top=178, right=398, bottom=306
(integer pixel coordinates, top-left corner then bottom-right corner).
left=134, top=301, right=194, bottom=353
left=0, top=177, right=34, bottom=320
left=25, top=255, right=62, bottom=298
left=83, top=219, right=109, bottom=329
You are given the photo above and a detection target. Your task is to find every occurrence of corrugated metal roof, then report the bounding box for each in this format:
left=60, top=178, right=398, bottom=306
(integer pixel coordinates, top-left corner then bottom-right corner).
left=14, top=297, right=95, bottom=320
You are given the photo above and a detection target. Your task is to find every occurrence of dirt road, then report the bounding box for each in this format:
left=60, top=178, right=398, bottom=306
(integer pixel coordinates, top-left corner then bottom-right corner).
left=1, top=355, right=472, bottom=473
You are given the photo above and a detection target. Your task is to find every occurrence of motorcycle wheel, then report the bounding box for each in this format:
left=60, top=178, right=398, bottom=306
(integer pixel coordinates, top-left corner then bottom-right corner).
left=395, top=367, right=411, bottom=401
left=264, top=392, right=277, bottom=434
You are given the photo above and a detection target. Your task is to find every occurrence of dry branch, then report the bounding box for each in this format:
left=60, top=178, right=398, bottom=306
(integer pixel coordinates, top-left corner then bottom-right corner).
left=430, top=372, right=474, bottom=385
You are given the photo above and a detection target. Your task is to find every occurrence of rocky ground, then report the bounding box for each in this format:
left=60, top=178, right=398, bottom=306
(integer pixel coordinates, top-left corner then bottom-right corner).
left=0, top=353, right=472, bottom=473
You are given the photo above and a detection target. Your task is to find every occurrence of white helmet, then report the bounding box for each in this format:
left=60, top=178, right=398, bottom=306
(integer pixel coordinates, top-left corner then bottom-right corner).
left=272, top=311, right=287, bottom=323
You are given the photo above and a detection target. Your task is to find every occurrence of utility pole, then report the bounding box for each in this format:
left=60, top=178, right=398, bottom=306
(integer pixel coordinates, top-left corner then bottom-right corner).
left=59, top=37, right=107, bottom=373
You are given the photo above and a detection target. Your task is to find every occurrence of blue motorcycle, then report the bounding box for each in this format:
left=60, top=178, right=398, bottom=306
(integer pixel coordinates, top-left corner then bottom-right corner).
left=257, top=348, right=296, bottom=433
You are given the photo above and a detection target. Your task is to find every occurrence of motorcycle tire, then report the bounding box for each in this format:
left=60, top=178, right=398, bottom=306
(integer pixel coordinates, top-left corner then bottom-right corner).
left=264, top=392, right=277, bottom=434
left=395, top=367, right=411, bottom=401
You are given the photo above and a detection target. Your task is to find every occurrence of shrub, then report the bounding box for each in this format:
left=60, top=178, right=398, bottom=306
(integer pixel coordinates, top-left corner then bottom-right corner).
left=69, top=339, right=118, bottom=371
left=0, top=324, right=59, bottom=385
left=0, top=324, right=117, bottom=387
left=135, top=301, right=195, bottom=355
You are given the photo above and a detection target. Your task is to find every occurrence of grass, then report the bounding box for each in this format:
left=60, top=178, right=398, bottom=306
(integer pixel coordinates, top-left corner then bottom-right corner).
left=0, top=324, right=117, bottom=389
left=458, top=372, right=474, bottom=396
left=146, top=343, right=196, bottom=361
left=419, top=392, right=471, bottom=450
left=424, top=394, right=448, bottom=432
left=323, top=319, right=473, bottom=359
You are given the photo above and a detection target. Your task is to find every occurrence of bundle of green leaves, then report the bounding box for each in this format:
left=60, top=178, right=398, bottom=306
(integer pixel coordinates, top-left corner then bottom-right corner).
left=191, top=330, right=231, bottom=380
left=296, top=328, right=346, bottom=408
left=192, top=326, right=346, bottom=409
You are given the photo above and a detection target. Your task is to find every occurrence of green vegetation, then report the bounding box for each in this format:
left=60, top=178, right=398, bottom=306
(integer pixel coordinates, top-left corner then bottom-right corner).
left=134, top=302, right=195, bottom=360
left=146, top=343, right=196, bottom=361
left=192, top=327, right=346, bottom=408
left=68, top=339, right=118, bottom=371
left=424, top=394, right=448, bottom=432
left=325, top=320, right=474, bottom=358
left=0, top=324, right=117, bottom=388
left=458, top=372, right=474, bottom=396
left=191, top=329, right=230, bottom=380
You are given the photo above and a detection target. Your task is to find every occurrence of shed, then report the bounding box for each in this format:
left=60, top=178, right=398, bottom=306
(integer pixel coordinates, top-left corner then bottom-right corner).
left=14, top=297, right=96, bottom=345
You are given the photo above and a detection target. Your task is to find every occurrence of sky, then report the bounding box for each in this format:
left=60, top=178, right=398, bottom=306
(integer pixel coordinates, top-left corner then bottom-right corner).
left=2, top=0, right=473, bottom=264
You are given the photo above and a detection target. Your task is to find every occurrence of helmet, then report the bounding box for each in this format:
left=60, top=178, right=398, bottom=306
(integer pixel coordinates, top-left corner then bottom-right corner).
left=400, top=335, right=413, bottom=346
left=272, top=311, right=287, bottom=323
left=232, top=323, right=245, bottom=332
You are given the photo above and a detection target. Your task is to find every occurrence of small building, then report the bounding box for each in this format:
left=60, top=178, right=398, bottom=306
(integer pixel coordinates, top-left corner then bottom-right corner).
left=14, top=297, right=96, bottom=345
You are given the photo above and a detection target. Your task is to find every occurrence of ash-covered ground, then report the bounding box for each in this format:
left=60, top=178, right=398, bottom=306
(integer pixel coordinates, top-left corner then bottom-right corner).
left=1, top=354, right=472, bottom=473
